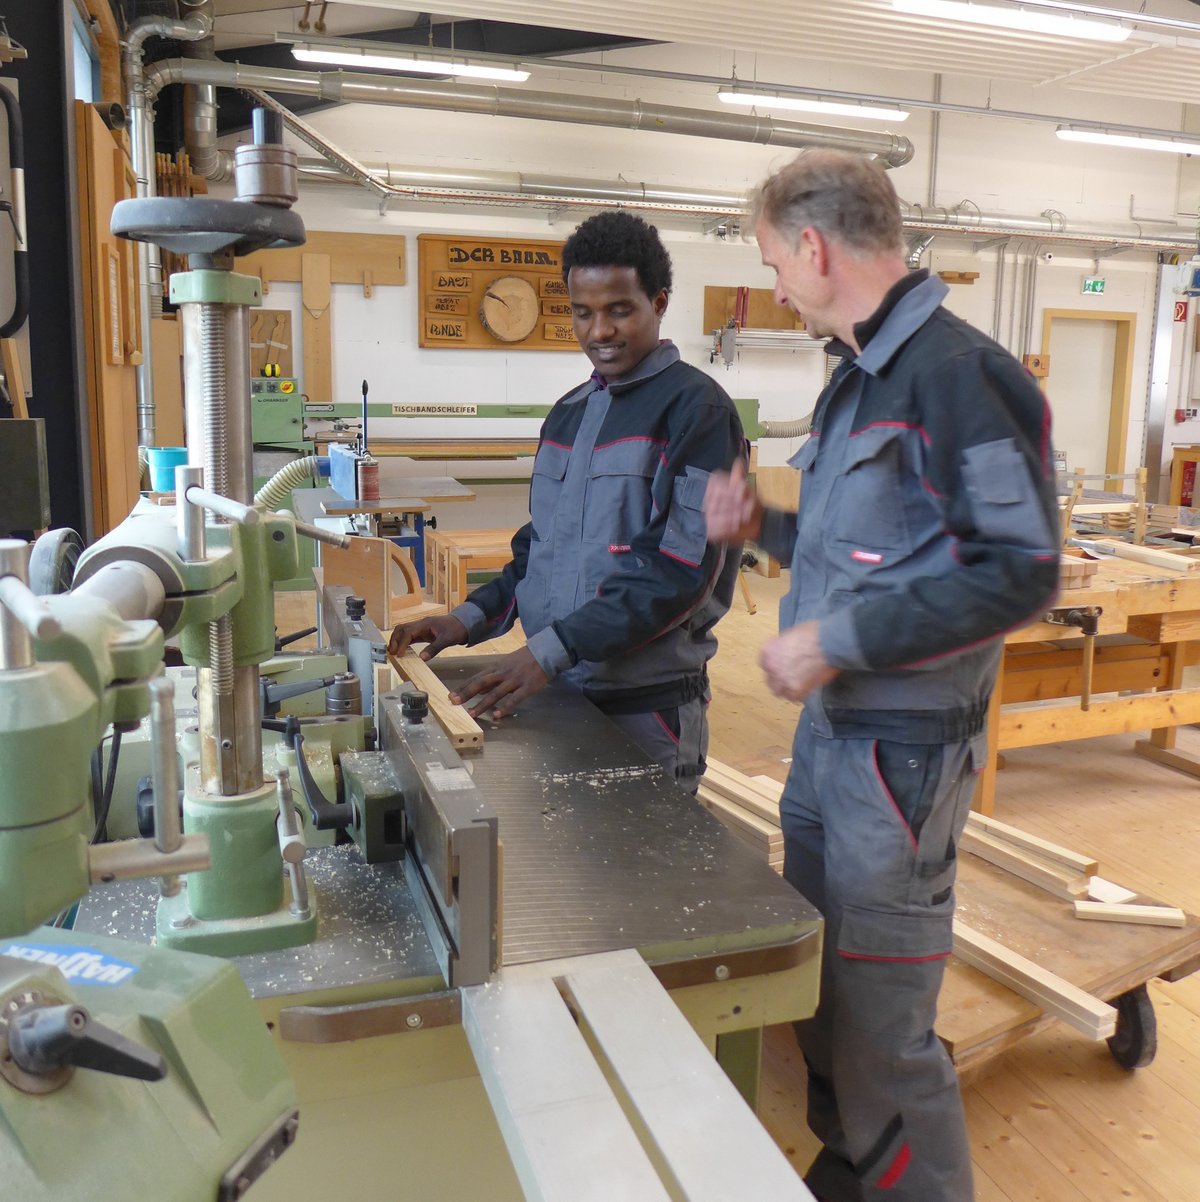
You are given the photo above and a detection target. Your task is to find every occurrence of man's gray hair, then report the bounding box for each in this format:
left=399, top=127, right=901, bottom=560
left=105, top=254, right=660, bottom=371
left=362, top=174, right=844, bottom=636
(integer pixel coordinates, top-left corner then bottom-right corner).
left=750, top=150, right=905, bottom=257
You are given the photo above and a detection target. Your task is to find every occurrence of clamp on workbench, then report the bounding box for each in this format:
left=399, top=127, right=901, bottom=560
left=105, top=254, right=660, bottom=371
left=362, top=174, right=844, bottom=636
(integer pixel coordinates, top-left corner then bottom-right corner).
left=1040, top=605, right=1103, bottom=710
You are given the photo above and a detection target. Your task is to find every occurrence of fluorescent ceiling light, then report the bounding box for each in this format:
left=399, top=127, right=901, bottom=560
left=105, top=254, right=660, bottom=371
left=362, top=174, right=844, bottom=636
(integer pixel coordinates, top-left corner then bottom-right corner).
left=892, top=0, right=1131, bottom=42
left=286, top=37, right=530, bottom=82
left=717, top=90, right=909, bottom=122
left=1057, top=126, right=1200, bottom=155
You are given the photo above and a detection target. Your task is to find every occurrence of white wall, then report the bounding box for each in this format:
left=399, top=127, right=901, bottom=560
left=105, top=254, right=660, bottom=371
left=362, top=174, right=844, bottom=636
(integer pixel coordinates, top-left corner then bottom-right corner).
left=216, top=40, right=1196, bottom=491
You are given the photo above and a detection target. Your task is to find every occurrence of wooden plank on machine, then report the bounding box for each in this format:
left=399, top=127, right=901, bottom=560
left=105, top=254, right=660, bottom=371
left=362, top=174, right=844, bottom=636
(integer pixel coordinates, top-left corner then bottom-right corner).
left=389, top=650, right=484, bottom=750
left=960, top=829, right=1089, bottom=900
left=964, top=812, right=1098, bottom=877
left=951, top=920, right=1117, bottom=1040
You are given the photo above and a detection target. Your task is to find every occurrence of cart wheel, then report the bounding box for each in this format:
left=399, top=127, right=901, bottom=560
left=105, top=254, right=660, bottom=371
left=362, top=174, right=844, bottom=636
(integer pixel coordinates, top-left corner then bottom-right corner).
left=1106, top=984, right=1157, bottom=1069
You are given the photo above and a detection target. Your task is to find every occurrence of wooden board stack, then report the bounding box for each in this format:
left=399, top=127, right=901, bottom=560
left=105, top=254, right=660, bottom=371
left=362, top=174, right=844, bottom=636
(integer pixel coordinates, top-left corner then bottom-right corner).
left=960, top=812, right=1096, bottom=900
left=697, top=760, right=784, bottom=871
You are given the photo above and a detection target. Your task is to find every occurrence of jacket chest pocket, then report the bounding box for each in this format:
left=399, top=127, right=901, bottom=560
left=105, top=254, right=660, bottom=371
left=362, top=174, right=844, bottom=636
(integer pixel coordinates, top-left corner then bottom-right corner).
left=530, top=442, right=570, bottom=541
left=826, top=427, right=911, bottom=553
left=582, top=440, right=661, bottom=543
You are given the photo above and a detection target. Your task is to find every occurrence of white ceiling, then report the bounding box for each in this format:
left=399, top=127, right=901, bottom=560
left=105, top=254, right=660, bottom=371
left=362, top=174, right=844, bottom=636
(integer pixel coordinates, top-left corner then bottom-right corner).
left=257, top=0, right=1200, bottom=106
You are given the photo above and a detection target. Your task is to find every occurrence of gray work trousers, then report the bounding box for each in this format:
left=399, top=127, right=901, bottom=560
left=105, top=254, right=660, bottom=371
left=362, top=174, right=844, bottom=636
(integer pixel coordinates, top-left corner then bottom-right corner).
left=781, top=708, right=980, bottom=1202
left=607, top=696, right=709, bottom=793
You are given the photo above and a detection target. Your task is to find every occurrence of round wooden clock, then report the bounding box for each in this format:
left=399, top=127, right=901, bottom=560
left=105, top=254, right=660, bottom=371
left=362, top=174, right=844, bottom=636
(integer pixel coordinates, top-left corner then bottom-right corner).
left=479, top=275, right=540, bottom=343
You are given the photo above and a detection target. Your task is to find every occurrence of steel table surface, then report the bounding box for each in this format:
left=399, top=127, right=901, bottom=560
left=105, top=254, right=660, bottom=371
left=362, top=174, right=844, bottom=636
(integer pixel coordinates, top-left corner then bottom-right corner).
left=76, top=669, right=819, bottom=998
left=427, top=659, right=820, bottom=968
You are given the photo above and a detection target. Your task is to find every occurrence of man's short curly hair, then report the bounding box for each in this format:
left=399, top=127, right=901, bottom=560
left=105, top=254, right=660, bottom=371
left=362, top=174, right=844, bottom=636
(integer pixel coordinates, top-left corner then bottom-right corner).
left=561, top=211, right=673, bottom=298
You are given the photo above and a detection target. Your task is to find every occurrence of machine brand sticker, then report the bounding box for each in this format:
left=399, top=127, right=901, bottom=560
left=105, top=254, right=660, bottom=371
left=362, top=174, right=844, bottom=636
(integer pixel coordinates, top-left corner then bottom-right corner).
left=0, top=943, right=139, bottom=987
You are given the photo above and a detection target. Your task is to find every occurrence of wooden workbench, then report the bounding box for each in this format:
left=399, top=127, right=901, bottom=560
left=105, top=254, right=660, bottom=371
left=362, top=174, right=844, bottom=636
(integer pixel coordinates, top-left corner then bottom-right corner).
left=977, top=556, right=1200, bottom=814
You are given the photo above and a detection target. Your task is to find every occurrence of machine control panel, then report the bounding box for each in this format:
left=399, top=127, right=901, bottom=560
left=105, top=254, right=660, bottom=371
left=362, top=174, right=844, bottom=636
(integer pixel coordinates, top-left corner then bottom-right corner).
left=250, top=377, right=298, bottom=397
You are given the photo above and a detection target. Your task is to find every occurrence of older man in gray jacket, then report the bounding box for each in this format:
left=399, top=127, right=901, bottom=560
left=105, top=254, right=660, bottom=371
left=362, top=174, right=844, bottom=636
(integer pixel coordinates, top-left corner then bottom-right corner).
left=705, top=151, right=1059, bottom=1202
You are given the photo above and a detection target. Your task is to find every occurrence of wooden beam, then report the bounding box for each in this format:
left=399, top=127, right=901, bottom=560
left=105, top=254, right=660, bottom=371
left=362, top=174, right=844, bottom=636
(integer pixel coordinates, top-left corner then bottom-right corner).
left=701, top=761, right=782, bottom=824
left=951, top=920, right=1117, bottom=1040
left=998, top=688, right=1200, bottom=749
left=1091, top=538, right=1198, bottom=573
left=695, top=786, right=783, bottom=849
left=1072, top=901, right=1186, bottom=928
left=964, top=812, right=1098, bottom=877
left=959, top=829, right=1089, bottom=900
left=389, top=650, right=484, bottom=750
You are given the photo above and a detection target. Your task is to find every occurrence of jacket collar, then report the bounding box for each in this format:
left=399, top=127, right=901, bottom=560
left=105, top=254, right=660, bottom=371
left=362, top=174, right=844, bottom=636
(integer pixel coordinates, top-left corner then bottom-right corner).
left=849, top=274, right=948, bottom=377
left=599, top=340, right=681, bottom=394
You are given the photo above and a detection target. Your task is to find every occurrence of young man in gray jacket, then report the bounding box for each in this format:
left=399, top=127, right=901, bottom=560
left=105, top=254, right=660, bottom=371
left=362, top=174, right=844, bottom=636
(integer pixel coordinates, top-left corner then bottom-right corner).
left=705, top=151, right=1059, bottom=1201
left=390, top=212, right=744, bottom=786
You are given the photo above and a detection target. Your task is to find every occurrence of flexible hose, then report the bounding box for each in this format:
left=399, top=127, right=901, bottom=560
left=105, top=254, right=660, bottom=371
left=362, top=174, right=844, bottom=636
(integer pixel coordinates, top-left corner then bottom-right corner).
left=254, top=455, right=324, bottom=510
left=761, top=415, right=815, bottom=439
left=137, top=445, right=150, bottom=488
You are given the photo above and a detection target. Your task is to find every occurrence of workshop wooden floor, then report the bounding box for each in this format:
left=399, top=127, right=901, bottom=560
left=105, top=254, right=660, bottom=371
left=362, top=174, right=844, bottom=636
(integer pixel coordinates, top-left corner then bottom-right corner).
left=279, top=575, right=1200, bottom=1201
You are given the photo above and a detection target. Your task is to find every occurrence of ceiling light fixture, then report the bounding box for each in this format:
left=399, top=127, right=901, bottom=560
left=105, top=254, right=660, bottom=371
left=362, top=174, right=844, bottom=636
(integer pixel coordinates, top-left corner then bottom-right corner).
left=892, top=0, right=1131, bottom=42
left=281, top=34, right=530, bottom=82
left=717, top=90, right=909, bottom=122
left=1056, top=125, right=1200, bottom=155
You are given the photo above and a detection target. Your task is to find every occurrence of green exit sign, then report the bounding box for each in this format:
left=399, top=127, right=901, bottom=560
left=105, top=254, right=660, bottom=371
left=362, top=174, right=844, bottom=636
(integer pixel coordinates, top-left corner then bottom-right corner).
left=1082, top=276, right=1106, bottom=294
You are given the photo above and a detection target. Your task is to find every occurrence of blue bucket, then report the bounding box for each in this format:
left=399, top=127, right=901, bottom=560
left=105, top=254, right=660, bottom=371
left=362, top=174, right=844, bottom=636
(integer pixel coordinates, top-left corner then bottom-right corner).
left=146, top=446, right=189, bottom=493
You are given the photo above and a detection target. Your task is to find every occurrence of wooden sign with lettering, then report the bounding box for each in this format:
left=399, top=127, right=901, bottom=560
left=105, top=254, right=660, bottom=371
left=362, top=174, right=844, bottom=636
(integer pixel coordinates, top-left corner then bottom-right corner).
left=418, top=234, right=577, bottom=351
left=425, top=317, right=467, bottom=341
left=427, top=294, right=469, bottom=316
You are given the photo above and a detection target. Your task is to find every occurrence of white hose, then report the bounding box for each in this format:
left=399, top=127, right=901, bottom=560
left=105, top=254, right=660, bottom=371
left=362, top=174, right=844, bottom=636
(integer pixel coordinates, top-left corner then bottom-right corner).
left=761, top=415, right=815, bottom=439
left=137, top=445, right=150, bottom=488
left=254, top=455, right=324, bottom=510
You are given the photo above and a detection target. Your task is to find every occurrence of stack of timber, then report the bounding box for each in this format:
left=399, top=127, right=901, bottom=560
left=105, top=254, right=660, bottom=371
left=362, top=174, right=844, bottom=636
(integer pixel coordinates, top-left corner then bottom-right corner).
left=697, top=760, right=783, bottom=871
left=960, top=812, right=1095, bottom=900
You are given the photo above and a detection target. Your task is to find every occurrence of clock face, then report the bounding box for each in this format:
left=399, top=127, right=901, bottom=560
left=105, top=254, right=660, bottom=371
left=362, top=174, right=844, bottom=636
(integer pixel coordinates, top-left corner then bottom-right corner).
left=479, top=275, right=540, bottom=343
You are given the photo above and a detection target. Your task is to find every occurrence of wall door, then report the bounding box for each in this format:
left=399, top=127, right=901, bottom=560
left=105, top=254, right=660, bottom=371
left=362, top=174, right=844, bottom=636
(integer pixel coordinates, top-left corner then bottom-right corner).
left=1041, top=309, right=1136, bottom=492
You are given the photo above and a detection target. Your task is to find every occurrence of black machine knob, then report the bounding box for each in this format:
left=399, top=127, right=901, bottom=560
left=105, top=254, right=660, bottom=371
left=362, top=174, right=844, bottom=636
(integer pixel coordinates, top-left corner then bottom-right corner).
left=345, top=595, right=366, bottom=621
left=402, top=691, right=429, bottom=724
left=7, top=1002, right=166, bottom=1082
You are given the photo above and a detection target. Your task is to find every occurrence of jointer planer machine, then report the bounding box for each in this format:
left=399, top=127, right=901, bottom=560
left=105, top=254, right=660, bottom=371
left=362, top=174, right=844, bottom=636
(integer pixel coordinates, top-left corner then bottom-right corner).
left=1, top=109, right=823, bottom=1202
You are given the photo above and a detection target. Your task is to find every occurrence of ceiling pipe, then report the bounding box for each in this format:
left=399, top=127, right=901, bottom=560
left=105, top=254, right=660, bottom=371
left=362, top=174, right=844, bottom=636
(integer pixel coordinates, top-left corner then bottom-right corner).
left=898, top=201, right=1195, bottom=252
left=123, top=10, right=211, bottom=450
left=292, top=151, right=1196, bottom=252
left=143, top=57, right=916, bottom=168
left=181, top=2, right=234, bottom=186
left=512, top=53, right=1200, bottom=151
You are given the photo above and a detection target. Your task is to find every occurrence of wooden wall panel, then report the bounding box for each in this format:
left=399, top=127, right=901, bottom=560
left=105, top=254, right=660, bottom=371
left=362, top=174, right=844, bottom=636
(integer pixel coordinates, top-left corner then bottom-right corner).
left=75, top=101, right=141, bottom=534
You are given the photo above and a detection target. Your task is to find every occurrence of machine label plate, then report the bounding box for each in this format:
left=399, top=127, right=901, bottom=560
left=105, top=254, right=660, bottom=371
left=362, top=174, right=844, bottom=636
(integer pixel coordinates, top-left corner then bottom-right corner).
left=391, top=403, right=479, bottom=417
left=0, top=942, right=139, bottom=987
